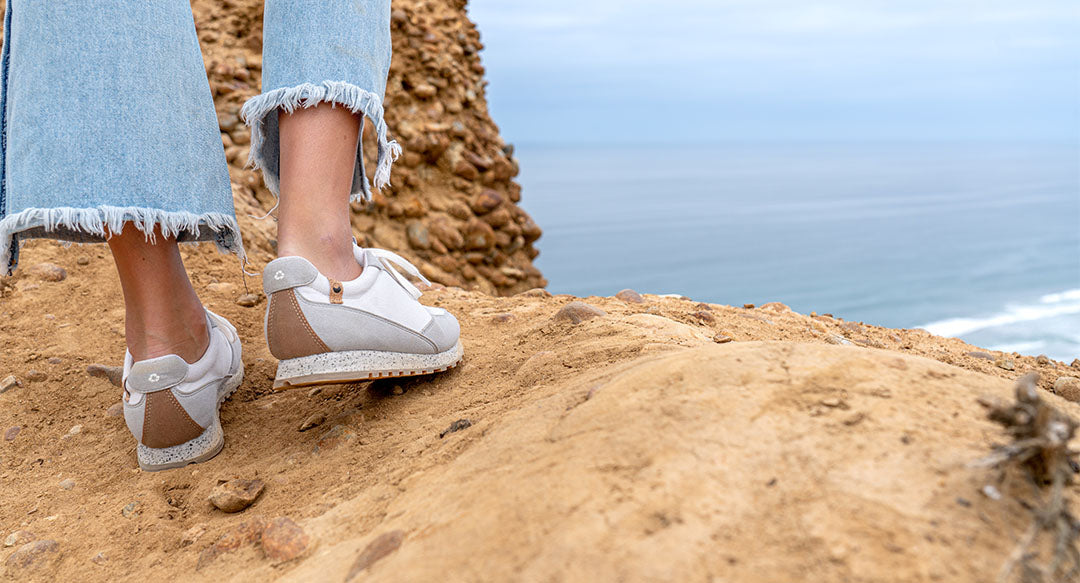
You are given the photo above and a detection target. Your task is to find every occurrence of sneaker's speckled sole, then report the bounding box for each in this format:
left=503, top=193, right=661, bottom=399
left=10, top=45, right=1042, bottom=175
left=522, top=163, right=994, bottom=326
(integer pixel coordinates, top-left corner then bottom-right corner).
left=273, top=341, right=464, bottom=389
left=136, top=364, right=244, bottom=472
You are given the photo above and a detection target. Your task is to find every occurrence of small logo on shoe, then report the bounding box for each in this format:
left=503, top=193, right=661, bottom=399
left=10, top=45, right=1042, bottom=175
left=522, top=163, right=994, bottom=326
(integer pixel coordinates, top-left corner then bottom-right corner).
left=148, top=373, right=160, bottom=382
left=274, top=270, right=285, bottom=281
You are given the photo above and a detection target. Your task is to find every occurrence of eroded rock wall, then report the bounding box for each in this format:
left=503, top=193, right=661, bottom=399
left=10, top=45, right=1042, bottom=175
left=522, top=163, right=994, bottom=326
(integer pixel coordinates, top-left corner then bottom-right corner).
left=193, top=0, right=545, bottom=294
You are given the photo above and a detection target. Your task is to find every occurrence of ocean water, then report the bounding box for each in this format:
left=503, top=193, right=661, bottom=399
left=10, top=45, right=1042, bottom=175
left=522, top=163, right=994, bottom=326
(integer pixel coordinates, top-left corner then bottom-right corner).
left=514, top=142, right=1080, bottom=362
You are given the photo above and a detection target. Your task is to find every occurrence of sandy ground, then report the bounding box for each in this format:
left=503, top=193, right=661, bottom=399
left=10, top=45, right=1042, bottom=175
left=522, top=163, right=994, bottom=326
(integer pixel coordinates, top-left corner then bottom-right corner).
left=2, top=239, right=1079, bottom=582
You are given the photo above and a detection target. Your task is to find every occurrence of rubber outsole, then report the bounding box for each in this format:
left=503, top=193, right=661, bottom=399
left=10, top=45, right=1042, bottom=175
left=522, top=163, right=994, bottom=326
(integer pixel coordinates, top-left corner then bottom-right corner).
left=273, top=341, right=464, bottom=389
left=136, top=363, right=244, bottom=472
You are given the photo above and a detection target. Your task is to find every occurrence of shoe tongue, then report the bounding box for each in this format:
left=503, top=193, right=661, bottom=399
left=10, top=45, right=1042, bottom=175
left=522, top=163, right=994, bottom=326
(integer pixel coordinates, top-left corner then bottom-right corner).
left=125, top=355, right=189, bottom=393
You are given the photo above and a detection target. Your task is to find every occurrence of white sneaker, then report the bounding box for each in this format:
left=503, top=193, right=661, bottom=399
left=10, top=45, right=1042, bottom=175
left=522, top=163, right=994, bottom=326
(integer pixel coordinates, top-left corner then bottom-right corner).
left=262, top=245, right=463, bottom=388
left=122, top=310, right=243, bottom=471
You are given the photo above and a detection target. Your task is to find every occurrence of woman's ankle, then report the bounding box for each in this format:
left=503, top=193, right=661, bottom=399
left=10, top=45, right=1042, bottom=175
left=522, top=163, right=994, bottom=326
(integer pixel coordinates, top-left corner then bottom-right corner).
left=125, top=308, right=209, bottom=364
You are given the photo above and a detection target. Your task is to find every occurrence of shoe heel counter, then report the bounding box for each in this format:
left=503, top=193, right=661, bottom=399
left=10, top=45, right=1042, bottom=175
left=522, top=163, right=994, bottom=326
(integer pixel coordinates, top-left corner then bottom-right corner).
left=265, top=289, right=331, bottom=360
left=137, top=389, right=205, bottom=449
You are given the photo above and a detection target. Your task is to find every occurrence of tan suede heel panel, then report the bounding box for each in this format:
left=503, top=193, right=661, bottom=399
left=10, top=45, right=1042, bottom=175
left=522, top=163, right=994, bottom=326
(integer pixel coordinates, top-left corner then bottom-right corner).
left=141, top=390, right=205, bottom=449
left=267, top=289, right=331, bottom=360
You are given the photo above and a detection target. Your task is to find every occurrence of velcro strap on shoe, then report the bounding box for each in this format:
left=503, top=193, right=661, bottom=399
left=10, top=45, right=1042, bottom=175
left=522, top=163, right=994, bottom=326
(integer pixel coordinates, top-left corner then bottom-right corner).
left=263, top=257, right=319, bottom=294
left=125, top=355, right=188, bottom=394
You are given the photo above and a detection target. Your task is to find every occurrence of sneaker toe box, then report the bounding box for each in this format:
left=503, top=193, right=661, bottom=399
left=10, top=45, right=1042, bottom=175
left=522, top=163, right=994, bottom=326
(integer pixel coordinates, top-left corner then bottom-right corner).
left=422, top=307, right=460, bottom=353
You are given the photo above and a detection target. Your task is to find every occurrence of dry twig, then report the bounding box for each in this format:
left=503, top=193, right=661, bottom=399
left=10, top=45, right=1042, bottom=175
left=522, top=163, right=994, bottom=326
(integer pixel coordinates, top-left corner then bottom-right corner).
left=977, top=373, right=1080, bottom=582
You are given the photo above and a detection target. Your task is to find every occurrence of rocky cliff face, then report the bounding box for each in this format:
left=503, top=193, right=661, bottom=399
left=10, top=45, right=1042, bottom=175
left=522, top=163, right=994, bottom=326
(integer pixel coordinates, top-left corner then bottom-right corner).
left=193, top=0, right=545, bottom=294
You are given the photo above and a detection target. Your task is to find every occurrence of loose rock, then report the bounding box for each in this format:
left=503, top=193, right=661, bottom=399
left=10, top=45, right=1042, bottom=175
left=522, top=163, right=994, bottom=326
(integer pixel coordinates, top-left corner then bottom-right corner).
left=3, top=530, right=34, bottom=548
left=966, top=351, right=994, bottom=361
left=554, top=302, right=606, bottom=325
left=181, top=524, right=207, bottom=547
left=261, top=517, right=312, bottom=562
left=615, top=289, right=644, bottom=304
left=4, top=539, right=61, bottom=572
left=346, top=531, right=405, bottom=581
left=24, top=369, right=47, bottom=382
left=58, top=478, right=75, bottom=491
left=1, top=374, right=21, bottom=393
left=236, top=293, right=262, bottom=307
left=105, top=402, right=124, bottom=417
left=209, top=479, right=265, bottom=513
left=86, top=364, right=123, bottom=387
left=91, top=551, right=108, bottom=565
left=4, top=426, right=20, bottom=441
left=122, top=501, right=142, bottom=518
left=995, top=358, right=1016, bottom=371
left=1054, top=376, right=1080, bottom=402
left=406, top=221, right=430, bottom=249
left=1036, top=354, right=1051, bottom=365
left=28, top=263, right=67, bottom=282
left=197, top=517, right=268, bottom=570
left=298, top=413, right=326, bottom=432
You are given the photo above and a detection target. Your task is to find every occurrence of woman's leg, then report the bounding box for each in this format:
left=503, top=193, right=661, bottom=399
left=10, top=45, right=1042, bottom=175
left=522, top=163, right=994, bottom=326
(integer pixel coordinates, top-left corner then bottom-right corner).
left=106, top=224, right=208, bottom=364
left=276, top=105, right=363, bottom=282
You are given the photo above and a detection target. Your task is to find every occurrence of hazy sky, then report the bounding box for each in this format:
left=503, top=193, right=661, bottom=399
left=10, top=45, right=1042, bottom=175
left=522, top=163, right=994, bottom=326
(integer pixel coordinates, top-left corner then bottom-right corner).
left=467, top=0, right=1080, bottom=144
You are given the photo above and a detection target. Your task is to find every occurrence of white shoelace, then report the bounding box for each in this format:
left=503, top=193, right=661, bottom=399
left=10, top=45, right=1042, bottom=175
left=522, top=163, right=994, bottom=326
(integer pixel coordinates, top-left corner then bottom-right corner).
left=364, top=248, right=431, bottom=299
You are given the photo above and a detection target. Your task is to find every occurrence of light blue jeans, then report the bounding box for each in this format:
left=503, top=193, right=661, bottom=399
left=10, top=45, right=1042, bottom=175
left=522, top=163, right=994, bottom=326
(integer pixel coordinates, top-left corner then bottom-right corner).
left=0, top=0, right=398, bottom=274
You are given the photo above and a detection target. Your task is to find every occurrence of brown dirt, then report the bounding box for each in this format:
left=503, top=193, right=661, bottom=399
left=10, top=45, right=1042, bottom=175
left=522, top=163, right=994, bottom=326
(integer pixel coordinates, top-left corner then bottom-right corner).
left=2, top=239, right=1079, bottom=581
left=4, top=0, right=1080, bottom=580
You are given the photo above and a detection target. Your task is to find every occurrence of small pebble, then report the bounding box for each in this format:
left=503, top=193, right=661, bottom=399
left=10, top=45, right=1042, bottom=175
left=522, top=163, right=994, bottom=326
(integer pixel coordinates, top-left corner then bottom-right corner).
left=4, top=539, right=60, bottom=571
left=1054, top=376, right=1080, bottom=402
left=47, top=357, right=62, bottom=365
left=1035, top=354, right=1051, bottom=366
left=298, top=413, right=325, bottom=432
left=0, top=375, right=21, bottom=393
left=28, top=262, right=67, bottom=282
left=965, top=351, right=994, bottom=361
left=76, top=256, right=90, bottom=266
left=261, top=517, right=312, bottom=562
left=121, top=501, right=141, bottom=518
left=24, top=370, right=47, bottom=382
left=1072, top=358, right=1080, bottom=369
left=743, top=303, right=755, bottom=309
left=614, top=289, right=644, bottom=304
left=90, top=551, right=108, bottom=565
left=3, top=531, right=34, bottom=547
left=4, top=426, right=21, bottom=441
left=712, top=334, right=733, bottom=344
left=58, top=479, right=75, bottom=490
left=105, top=402, right=124, bottom=417
left=821, top=397, right=844, bottom=408
left=491, top=313, right=514, bottom=323
left=236, top=293, right=261, bottom=307
left=553, top=301, right=606, bottom=325
left=86, top=364, right=123, bottom=387
left=995, top=358, right=1016, bottom=371
left=691, top=310, right=715, bottom=324
left=209, top=478, right=265, bottom=513
left=180, top=524, right=206, bottom=547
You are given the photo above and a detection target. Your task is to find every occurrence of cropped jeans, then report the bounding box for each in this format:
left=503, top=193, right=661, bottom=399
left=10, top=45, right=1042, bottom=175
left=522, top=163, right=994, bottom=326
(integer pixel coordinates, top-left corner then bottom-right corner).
left=0, top=0, right=398, bottom=274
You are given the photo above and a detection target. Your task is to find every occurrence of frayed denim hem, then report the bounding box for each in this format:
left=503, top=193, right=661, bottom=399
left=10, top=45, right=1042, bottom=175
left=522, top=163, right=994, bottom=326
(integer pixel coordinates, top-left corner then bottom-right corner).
left=240, top=81, right=401, bottom=205
left=0, top=205, right=246, bottom=276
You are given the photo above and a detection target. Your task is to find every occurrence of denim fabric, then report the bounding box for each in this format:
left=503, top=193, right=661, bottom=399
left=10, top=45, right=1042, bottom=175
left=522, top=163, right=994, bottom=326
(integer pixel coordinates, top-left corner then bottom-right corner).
left=0, top=0, right=396, bottom=275
left=241, top=0, right=398, bottom=204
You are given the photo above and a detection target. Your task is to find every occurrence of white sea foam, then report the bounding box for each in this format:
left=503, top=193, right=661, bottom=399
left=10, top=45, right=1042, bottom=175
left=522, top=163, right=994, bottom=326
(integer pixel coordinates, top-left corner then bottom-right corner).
left=920, top=288, right=1080, bottom=338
